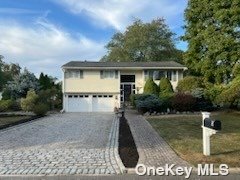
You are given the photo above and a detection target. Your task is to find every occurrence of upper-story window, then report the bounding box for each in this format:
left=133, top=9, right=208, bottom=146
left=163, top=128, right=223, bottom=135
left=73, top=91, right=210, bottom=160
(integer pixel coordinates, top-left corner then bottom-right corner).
left=144, top=70, right=178, bottom=81
left=144, top=70, right=166, bottom=80
left=100, top=70, right=118, bottom=79
left=65, top=70, right=83, bottom=79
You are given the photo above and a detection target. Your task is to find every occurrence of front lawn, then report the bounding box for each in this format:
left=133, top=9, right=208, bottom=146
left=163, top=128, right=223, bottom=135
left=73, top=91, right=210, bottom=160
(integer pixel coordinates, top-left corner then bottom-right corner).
left=0, top=115, right=32, bottom=128
left=147, top=111, right=240, bottom=167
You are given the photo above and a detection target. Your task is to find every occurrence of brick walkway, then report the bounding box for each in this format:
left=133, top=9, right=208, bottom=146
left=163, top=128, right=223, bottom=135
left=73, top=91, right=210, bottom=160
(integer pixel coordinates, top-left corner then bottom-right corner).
left=125, top=110, right=191, bottom=168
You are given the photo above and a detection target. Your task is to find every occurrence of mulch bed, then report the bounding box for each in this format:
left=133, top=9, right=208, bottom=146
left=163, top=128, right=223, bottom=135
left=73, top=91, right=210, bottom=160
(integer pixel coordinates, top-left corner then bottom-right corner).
left=118, top=116, right=139, bottom=168
left=0, top=114, right=45, bottom=130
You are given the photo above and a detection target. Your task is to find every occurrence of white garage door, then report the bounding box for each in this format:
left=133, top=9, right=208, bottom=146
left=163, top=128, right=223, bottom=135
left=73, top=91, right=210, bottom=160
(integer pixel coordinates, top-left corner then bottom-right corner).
left=92, top=95, right=114, bottom=112
left=67, top=95, right=91, bottom=112
left=66, top=94, right=115, bottom=112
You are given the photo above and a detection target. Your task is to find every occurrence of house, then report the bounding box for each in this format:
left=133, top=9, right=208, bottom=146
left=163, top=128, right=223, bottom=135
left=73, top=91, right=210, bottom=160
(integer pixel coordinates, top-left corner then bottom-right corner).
left=62, top=61, right=187, bottom=112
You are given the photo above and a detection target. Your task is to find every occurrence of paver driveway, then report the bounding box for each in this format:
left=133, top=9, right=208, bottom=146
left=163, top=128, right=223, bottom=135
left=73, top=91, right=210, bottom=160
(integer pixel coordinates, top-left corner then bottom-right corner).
left=0, top=113, right=122, bottom=175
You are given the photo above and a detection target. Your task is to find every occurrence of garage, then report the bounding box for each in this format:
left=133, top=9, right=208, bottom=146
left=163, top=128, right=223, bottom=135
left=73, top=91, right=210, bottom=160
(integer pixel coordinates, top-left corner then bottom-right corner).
left=66, top=94, right=115, bottom=112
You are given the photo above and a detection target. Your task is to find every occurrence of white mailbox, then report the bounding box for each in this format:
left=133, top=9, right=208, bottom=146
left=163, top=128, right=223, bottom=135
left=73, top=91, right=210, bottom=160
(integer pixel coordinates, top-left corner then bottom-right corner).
left=201, top=112, right=221, bottom=156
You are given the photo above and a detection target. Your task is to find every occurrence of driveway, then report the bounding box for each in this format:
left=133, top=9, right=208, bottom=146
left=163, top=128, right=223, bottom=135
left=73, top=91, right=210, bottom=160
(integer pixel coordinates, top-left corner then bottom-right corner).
left=0, top=113, right=122, bottom=175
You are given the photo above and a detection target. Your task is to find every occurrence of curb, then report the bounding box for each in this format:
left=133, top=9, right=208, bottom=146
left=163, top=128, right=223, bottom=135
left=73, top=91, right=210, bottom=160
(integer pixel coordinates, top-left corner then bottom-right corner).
left=108, top=115, right=127, bottom=174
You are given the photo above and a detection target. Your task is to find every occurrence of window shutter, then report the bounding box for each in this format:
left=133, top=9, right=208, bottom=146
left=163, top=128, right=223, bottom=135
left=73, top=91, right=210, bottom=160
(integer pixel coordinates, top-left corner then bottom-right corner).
left=115, top=70, right=118, bottom=79
left=80, top=70, right=83, bottom=79
left=144, top=70, right=148, bottom=80
left=100, top=70, right=104, bottom=79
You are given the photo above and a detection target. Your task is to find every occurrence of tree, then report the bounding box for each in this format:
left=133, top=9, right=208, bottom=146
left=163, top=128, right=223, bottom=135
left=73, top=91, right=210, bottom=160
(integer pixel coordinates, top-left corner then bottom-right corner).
left=217, top=76, right=240, bottom=109
left=232, top=61, right=240, bottom=78
left=39, top=72, right=55, bottom=90
left=183, top=0, right=240, bottom=83
left=101, top=18, right=182, bottom=62
left=21, top=89, right=39, bottom=112
left=0, top=55, right=21, bottom=91
left=0, top=55, right=4, bottom=91
left=6, top=68, right=40, bottom=99
left=143, top=78, right=159, bottom=95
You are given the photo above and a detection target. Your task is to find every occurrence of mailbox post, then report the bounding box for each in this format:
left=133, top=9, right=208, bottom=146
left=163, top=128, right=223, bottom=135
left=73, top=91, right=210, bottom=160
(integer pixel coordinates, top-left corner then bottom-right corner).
left=201, top=112, right=221, bottom=156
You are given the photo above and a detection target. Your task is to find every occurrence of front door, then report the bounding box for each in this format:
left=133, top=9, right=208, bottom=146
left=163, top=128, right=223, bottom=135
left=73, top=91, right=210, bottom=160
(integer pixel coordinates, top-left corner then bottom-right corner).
left=123, top=84, right=132, bottom=101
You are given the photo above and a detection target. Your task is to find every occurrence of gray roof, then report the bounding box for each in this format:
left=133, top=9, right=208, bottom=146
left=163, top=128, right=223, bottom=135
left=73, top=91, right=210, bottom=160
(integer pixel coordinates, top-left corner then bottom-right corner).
left=62, top=61, right=187, bottom=69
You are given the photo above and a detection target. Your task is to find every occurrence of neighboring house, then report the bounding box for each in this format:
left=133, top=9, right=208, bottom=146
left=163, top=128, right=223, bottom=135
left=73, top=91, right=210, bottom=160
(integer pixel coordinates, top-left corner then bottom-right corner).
left=62, top=61, right=187, bottom=112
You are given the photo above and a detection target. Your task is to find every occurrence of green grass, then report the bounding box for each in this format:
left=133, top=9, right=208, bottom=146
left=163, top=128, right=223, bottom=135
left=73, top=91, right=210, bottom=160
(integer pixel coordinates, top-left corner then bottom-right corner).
left=0, top=115, right=31, bottom=127
left=147, top=111, right=240, bottom=167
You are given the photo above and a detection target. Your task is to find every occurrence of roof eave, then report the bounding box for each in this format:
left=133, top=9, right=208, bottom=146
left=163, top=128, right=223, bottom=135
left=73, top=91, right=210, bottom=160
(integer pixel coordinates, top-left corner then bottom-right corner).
left=62, top=66, right=187, bottom=70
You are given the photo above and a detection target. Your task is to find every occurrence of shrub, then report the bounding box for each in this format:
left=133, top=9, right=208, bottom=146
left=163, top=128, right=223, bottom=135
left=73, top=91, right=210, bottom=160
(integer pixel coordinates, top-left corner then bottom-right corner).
left=191, top=88, right=215, bottom=111
left=2, top=89, right=11, bottom=100
left=144, top=78, right=159, bottom=96
left=159, top=77, right=174, bottom=111
left=194, top=99, right=215, bottom=111
left=232, top=61, right=240, bottom=78
left=135, top=95, right=162, bottom=114
left=159, top=77, right=173, bottom=95
left=172, top=93, right=196, bottom=112
left=0, top=100, right=14, bottom=112
left=159, top=93, right=174, bottom=112
left=176, top=76, right=204, bottom=92
left=130, top=94, right=152, bottom=107
left=204, top=85, right=224, bottom=104
left=33, top=103, right=49, bottom=116
left=21, top=90, right=38, bottom=112
left=216, top=76, right=240, bottom=109
left=191, top=88, right=205, bottom=99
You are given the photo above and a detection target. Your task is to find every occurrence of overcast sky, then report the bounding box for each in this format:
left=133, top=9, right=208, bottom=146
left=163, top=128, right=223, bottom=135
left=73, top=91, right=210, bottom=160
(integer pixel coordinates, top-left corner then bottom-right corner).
left=0, top=0, right=188, bottom=79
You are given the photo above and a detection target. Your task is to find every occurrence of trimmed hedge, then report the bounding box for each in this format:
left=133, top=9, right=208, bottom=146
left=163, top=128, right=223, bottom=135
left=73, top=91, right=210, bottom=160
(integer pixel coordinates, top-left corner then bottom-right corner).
left=159, top=77, right=173, bottom=95
left=144, top=78, right=159, bottom=96
left=159, top=77, right=174, bottom=111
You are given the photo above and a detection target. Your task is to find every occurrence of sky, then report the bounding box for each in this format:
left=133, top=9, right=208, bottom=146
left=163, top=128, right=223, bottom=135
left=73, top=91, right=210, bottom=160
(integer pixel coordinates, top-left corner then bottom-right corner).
left=0, top=0, right=188, bottom=79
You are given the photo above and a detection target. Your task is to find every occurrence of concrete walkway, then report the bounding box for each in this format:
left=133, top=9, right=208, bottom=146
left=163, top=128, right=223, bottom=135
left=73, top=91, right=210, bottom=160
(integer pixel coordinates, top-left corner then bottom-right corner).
left=125, top=110, right=190, bottom=168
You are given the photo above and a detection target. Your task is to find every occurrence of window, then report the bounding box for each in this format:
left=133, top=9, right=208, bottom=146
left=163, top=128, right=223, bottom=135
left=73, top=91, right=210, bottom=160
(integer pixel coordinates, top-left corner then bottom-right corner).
left=153, top=71, right=159, bottom=80
left=100, top=70, right=117, bottom=79
left=66, top=70, right=83, bottom=79
left=144, top=70, right=154, bottom=80
left=167, top=71, right=172, bottom=81
left=121, top=75, right=135, bottom=82
left=68, top=95, right=73, bottom=98
left=145, top=70, right=166, bottom=80
left=172, top=70, right=177, bottom=81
